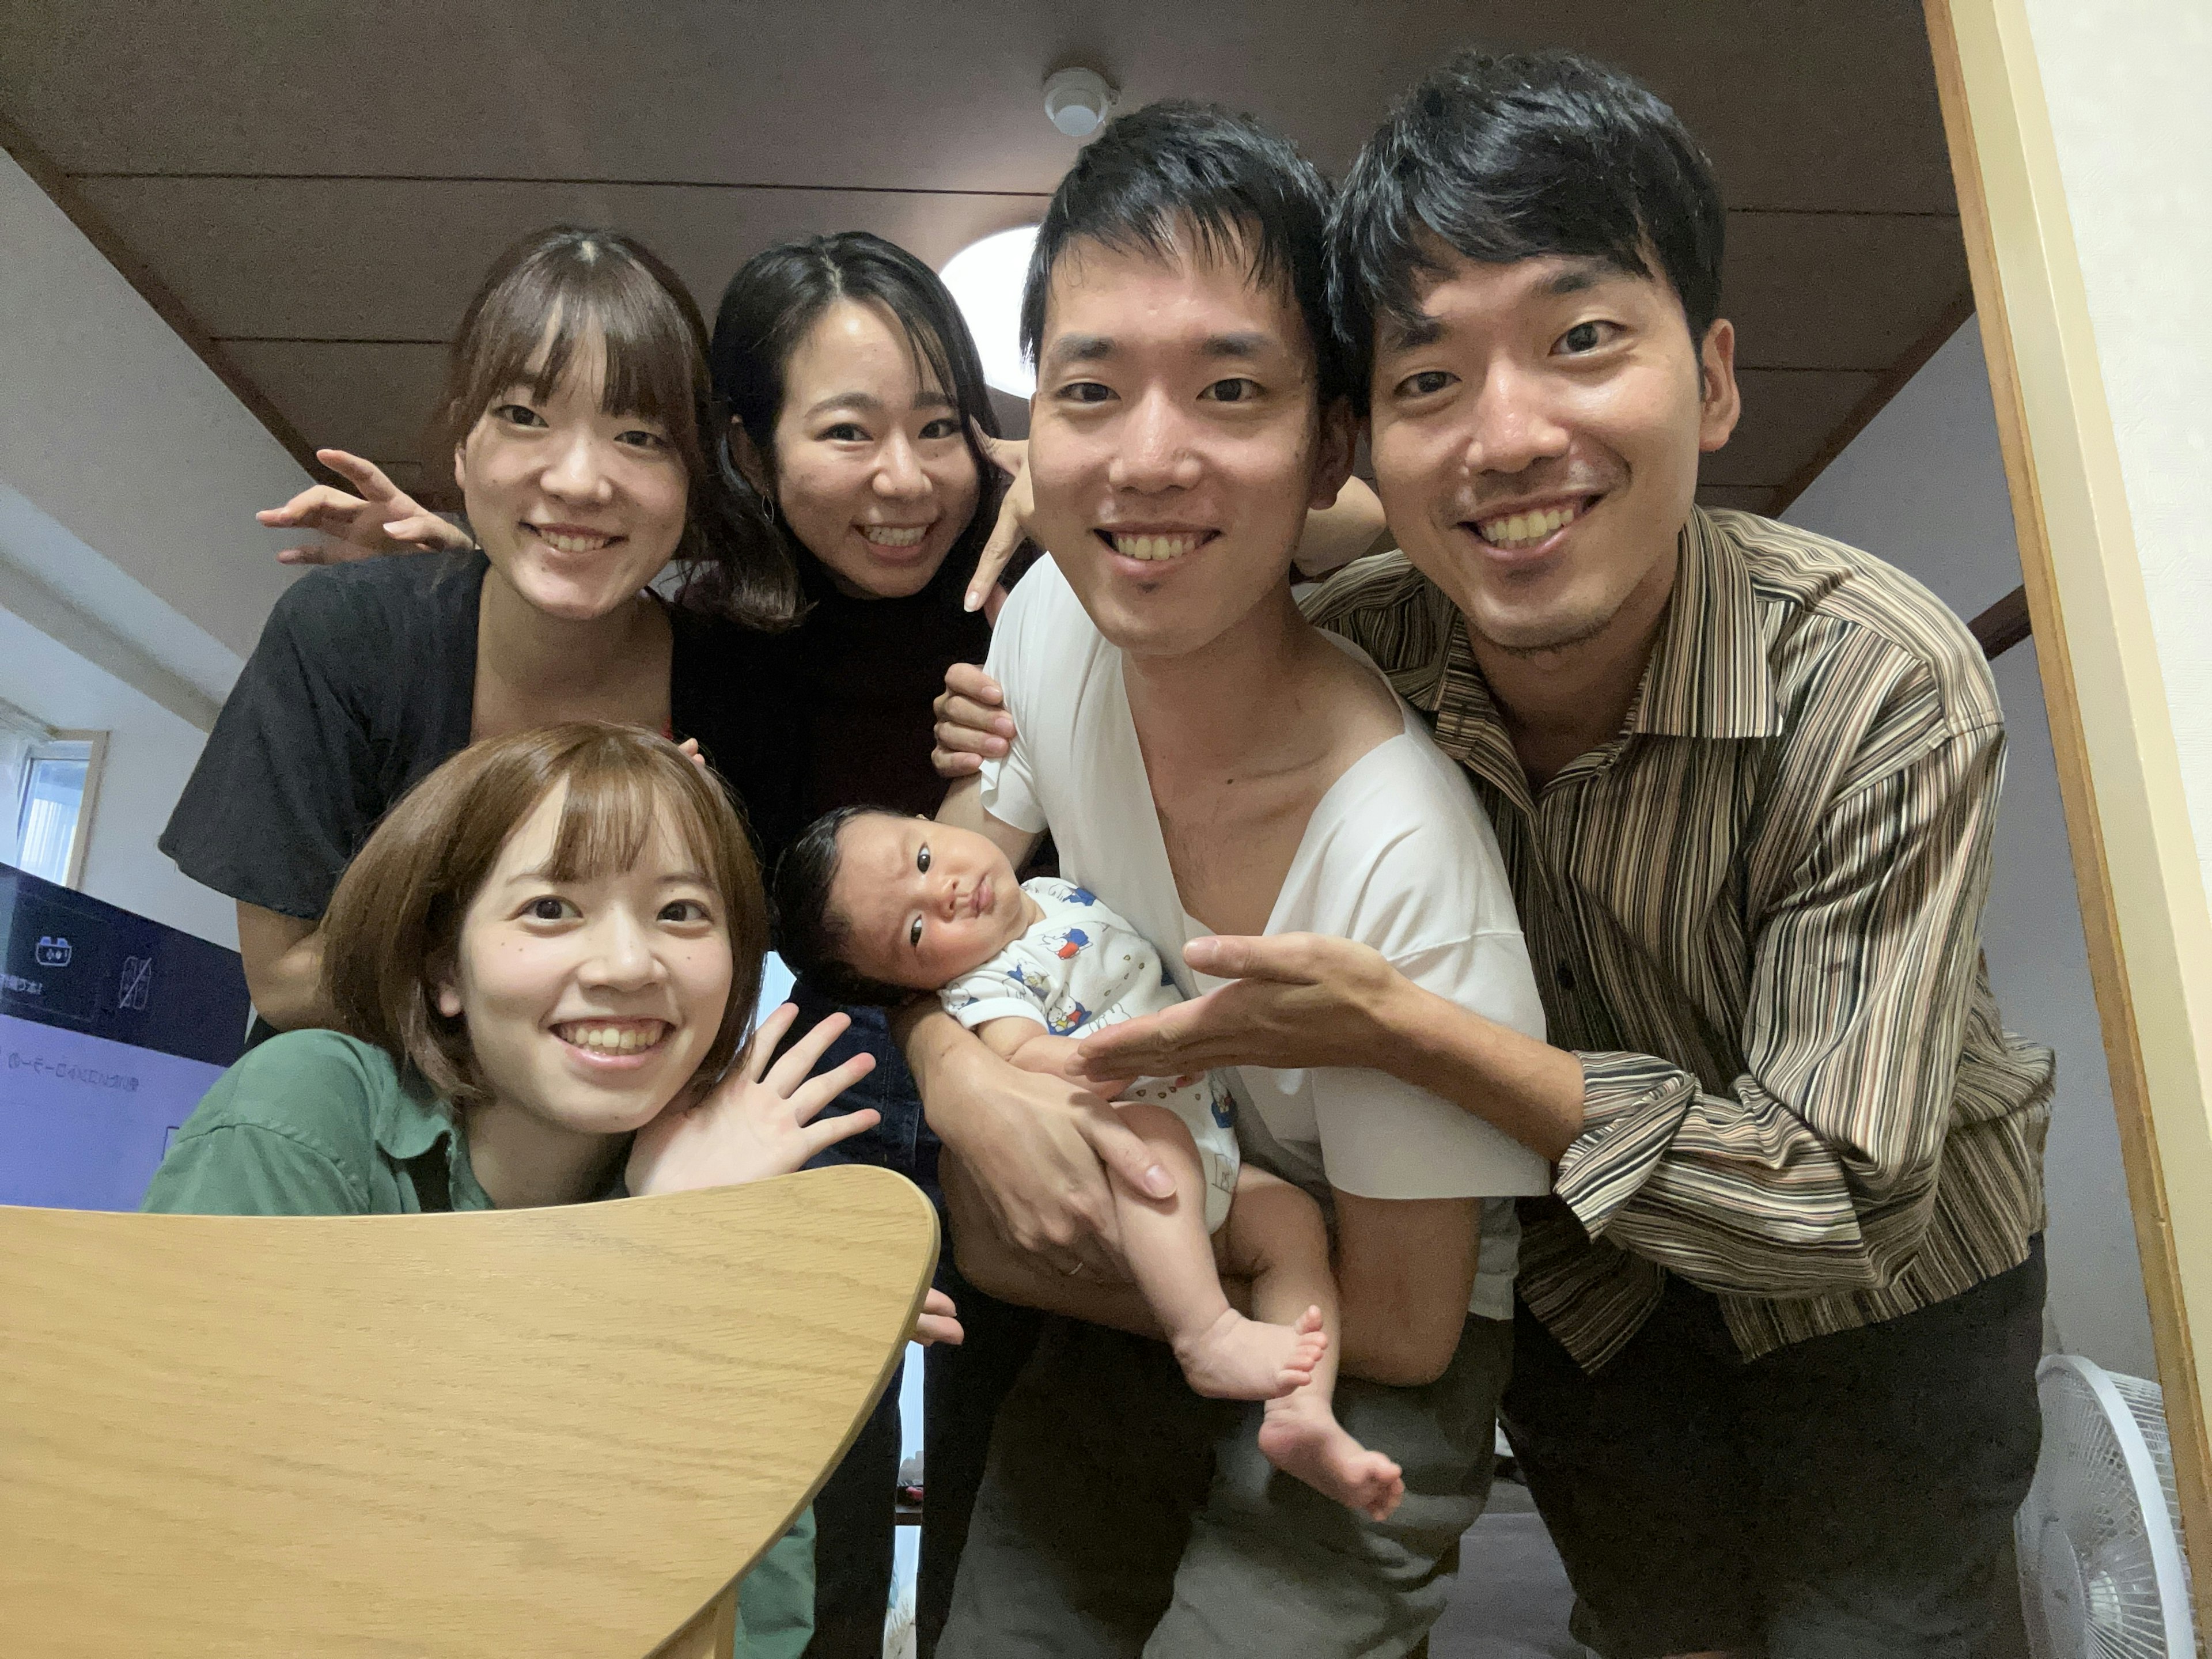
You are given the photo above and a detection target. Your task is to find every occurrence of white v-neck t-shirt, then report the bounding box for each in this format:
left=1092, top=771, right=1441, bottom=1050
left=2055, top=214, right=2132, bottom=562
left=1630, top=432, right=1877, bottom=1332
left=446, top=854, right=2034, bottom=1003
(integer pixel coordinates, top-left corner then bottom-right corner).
left=976, top=561, right=1550, bottom=1319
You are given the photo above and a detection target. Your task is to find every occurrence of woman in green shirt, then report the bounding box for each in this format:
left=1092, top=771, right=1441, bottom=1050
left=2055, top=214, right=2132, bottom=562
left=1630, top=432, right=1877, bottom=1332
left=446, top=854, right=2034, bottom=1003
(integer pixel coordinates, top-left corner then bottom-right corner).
left=144, top=721, right=960, bottom=1656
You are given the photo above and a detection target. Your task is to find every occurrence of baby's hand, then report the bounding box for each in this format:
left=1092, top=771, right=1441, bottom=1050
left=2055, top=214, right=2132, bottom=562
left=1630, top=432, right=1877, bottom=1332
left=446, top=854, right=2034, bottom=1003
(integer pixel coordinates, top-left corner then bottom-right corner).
left=1010, top=1034, right=1134, bottom=1103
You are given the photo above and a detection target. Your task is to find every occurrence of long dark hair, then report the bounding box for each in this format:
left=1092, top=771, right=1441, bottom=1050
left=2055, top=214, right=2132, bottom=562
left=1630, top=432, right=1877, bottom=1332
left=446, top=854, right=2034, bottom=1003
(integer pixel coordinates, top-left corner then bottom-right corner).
left=432, top=225, right=802, bottom=630
left=709, top=232, right=1005, bottom=616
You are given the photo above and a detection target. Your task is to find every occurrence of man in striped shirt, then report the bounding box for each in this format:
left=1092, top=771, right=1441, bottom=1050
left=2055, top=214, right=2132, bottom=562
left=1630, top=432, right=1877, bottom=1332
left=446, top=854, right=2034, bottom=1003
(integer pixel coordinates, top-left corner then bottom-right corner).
left=1077, top=49, right=2054, bottom=1659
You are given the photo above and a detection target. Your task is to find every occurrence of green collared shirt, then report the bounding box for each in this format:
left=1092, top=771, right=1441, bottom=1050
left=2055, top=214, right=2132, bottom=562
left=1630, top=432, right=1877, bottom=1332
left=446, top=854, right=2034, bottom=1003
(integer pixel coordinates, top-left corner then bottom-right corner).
left=143, top=1029, right=497, bottom=1216
left=142, top=1029, right=815, bottom=1657
left=1305, top=509, right=2054, bottom=1369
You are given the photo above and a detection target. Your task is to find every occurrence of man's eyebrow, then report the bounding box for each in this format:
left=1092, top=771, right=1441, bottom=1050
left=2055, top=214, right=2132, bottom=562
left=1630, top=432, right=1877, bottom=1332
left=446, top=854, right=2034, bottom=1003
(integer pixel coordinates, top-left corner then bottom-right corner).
left=1201, top=331, right=1271, bottom=359
left=1043, top=334, right=1116, bottom=369
left=1544, top=257, right=1623, bottom=298
left=1384, top=312, right=1448, bottom=351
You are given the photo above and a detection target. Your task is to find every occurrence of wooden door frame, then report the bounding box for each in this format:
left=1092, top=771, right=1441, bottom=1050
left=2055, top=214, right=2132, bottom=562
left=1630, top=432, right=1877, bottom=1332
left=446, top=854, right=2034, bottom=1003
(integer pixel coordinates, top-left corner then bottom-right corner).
left=1927, top=0, right=2212, bottom=1621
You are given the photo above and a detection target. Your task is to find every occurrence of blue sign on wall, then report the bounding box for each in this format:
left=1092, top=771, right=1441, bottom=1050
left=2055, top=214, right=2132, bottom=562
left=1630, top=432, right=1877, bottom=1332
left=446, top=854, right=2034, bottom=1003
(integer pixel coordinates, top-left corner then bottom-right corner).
left=0, top=865, right=250, bottom=1210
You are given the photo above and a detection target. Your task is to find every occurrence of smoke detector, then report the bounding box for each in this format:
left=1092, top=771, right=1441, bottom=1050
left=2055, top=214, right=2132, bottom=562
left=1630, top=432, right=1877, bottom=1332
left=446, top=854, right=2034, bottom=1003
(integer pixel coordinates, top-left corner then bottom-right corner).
left=1044, top=67, right=1116, bottom=138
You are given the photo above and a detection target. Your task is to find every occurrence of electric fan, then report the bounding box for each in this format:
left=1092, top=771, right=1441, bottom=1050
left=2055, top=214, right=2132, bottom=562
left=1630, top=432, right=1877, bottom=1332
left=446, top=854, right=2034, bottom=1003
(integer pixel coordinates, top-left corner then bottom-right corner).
left=2018, top=1353, right=2195, bottom=1658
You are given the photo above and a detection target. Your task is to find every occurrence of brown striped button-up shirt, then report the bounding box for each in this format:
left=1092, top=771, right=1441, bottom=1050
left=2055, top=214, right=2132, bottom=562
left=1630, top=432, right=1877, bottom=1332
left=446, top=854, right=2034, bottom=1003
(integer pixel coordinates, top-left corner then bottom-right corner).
left=1305, top=508, right=2053, bottom=1369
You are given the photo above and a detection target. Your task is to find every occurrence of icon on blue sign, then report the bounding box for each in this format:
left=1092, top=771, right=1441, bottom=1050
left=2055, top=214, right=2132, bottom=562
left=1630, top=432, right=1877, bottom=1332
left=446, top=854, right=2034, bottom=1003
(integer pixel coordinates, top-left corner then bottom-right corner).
left=35, top=935, right=72, bottom=968
left=119, top=956, right=153, bottom=1011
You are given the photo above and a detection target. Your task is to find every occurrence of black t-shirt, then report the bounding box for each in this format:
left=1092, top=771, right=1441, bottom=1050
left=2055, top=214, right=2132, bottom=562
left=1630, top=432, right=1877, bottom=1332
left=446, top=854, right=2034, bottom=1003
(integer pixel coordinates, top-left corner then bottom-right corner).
left=160, top=550, right=772, bottom=920
left=736, top=553, right=993, bottom=874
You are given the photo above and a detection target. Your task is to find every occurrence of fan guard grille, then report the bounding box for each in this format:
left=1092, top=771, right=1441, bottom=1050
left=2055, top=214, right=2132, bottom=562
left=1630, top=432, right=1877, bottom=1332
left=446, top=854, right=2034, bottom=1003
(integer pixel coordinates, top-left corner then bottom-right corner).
left=2017, top=1355, right=2194, bottom=1659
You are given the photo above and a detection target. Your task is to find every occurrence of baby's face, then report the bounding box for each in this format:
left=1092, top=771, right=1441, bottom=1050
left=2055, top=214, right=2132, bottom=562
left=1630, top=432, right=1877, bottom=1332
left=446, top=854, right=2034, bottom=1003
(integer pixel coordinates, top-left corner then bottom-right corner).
left=831, top=815, right=1029, bottom=990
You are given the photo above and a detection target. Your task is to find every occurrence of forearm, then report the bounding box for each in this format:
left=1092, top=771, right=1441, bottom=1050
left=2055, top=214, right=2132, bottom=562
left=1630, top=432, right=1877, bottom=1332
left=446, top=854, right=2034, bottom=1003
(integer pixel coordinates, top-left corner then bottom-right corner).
left=944, top=1154, right=1248, bottom=1332
left=897, top=1005, right=992, bottom=1149
left=1331, top=1191, right=1482, bottom=1387
left=1378, top=978, right=1585, bottom=1162
left=1553, top=1052, right=1951, bottom=1297
left=935, top=775, right=1040, bottom=869
left=1555, top=730, right=2027, bottom=1296
left=235, top=904, right=331, bottom=1032
left=897, top=1003, right=1165, bottom=1278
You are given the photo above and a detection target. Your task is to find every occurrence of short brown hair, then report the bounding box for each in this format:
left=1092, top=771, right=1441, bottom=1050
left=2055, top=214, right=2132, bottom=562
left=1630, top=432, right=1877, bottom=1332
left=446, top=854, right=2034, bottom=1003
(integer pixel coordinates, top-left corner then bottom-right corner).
left=432, top=225, right=801, bottom=630
left=321, top=722, right=768, bottom=1107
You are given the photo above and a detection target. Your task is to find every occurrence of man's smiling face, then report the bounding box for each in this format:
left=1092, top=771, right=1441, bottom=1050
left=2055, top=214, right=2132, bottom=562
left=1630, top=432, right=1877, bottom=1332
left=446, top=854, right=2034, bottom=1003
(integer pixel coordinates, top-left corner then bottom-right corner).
left=1366, top=249, right=1740, bottom=659
left=1025, top=228, right=1353, bottom=662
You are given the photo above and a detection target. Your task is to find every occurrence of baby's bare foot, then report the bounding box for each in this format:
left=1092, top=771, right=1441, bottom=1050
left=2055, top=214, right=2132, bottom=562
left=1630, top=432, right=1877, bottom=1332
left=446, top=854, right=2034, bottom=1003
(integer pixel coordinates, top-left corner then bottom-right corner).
left=1173, top=1305, right=1327, bottom=1401
left=1258, top=1387, right=1407, bottom=1521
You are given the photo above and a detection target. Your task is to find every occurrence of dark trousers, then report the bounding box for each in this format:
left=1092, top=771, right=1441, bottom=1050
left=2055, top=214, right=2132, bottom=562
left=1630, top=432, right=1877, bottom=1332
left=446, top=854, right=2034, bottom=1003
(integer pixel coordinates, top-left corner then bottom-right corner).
left=941, top=1312, right=1514, bottom=1658
left=1501, top=1239, right=2046, bottom=1659
left=806, top=1259, right=1040, bottom=1657
left=789, top=988, right=1043, bottom=1659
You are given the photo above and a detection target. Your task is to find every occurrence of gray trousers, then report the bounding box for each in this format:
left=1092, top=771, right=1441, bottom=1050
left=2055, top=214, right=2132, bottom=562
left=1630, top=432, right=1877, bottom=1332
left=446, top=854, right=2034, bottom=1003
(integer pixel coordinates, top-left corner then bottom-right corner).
left=941, top=1312, right=1513, bottom=1658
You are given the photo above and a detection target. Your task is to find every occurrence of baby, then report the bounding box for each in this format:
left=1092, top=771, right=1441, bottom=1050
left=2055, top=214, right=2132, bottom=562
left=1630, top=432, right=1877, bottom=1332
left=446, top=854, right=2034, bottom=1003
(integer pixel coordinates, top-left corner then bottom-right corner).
left=774, top=806, right=1404, bottom=1521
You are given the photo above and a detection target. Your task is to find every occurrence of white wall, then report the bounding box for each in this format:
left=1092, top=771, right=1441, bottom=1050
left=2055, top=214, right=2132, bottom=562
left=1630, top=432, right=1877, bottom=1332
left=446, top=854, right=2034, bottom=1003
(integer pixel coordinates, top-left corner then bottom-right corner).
left=0, top=148, right=305, bottom=950
left=1785, top=319, right=2157, bottom=1376
left=0, top=150, right=303, bottom=669
left=0, top=605, right=237, bottom=948
left=2018, top=0, right=2212, bottom=903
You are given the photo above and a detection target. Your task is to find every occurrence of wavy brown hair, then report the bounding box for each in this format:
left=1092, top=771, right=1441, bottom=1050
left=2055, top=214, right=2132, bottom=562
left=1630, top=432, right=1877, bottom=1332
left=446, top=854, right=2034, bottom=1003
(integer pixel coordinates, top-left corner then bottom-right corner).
left=432, top=225, right=802, bottom=630
left=321, top=722, right=768, bottom=1107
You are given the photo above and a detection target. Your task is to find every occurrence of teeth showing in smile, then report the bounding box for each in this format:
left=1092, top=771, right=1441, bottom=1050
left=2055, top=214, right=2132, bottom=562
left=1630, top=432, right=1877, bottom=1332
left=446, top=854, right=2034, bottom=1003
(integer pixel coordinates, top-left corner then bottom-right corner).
left=862, top=525, right=929, bottom=547
left=536, top=528, right=616, bottom=554
left=557, top=1021, right=667, bottom=1055
left=1110, top=532, right=1205, bottom=563
left=1476, top=502, right=1582, bottom=551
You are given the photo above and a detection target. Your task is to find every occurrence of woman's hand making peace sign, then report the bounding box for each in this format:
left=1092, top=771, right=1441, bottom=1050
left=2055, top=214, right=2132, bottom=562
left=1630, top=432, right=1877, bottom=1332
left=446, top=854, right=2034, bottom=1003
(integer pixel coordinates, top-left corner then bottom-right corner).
left=259, top=448, right=475, bottom=565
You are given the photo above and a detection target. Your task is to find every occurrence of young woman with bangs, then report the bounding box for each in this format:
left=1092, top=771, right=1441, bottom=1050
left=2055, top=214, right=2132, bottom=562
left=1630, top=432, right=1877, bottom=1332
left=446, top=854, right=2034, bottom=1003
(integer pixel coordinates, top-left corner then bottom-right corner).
left=145, top=722, right=961, bottom=1657
left=242, top=227, right=1382, bottom=1657
left=249, top=231, right=1032, bottom=1657
left=162, top=224, right=798, bottom=1043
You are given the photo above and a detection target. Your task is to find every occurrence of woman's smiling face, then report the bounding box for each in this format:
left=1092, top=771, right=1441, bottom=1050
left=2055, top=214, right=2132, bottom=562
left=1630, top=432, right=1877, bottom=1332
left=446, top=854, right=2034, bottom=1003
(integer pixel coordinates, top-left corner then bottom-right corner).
left=454, top=329, right=692, bottom=623
left=435, top=781, right=734, bottom=1138
left=760, top=298, right=982, bottom=599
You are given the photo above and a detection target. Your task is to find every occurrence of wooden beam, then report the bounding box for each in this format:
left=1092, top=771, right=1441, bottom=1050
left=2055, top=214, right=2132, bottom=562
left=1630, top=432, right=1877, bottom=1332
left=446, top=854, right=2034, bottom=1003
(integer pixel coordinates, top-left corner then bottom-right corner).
left=1768, top=287, right=1978, bottom=515
left=1929, top=0, right=2212, bottom=1627
left=0, top=108, right=322, bottom=479
left=1970, top=584, right=2032, bottom=658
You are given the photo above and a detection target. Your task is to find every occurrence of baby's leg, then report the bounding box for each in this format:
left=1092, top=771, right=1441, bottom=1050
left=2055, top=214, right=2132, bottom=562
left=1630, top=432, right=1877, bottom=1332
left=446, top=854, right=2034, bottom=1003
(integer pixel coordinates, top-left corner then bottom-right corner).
left=1224, top=1170, right=1407, bottom=1523
left=1111, top=1101, right=1324, bottom=1402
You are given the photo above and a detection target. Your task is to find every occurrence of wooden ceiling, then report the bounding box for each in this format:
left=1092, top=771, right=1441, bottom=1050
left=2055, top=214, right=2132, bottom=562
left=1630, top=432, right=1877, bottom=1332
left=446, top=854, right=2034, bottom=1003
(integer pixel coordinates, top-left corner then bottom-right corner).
left=0, top=0, right=1969, bottom=516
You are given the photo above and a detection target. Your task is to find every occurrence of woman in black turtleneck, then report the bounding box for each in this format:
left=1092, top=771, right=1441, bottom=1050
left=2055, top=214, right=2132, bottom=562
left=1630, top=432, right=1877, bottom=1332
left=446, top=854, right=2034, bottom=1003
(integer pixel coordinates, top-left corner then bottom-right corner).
left=704, top=233, right=1032, bottom=1659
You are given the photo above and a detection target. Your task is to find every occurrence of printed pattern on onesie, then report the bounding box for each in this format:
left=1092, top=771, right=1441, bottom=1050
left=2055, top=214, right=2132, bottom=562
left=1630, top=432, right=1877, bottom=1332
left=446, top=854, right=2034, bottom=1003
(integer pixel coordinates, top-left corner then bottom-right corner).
left=941, top=877, right=1240, bottom=1226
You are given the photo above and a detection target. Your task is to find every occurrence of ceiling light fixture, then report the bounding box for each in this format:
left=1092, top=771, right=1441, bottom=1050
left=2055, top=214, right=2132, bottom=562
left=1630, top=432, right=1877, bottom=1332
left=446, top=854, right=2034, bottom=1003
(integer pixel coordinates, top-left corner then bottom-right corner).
left=1044, top=66, right=1116, bottom=139
left=941, top=225, right=1040, bottom=398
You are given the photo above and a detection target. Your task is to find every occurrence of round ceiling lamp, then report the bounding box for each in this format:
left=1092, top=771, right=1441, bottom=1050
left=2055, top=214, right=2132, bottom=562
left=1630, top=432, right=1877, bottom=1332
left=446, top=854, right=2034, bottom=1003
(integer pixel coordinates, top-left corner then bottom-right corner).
left=1044, top=67, right=1116, bottom=138
left=941, top=225, right=1040, bottom=398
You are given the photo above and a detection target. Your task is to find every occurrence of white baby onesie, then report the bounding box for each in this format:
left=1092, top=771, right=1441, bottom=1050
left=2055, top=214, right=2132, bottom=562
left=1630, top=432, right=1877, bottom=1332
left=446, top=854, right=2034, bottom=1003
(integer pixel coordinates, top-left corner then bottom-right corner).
left=940, top=877, right=1241, bottom=1232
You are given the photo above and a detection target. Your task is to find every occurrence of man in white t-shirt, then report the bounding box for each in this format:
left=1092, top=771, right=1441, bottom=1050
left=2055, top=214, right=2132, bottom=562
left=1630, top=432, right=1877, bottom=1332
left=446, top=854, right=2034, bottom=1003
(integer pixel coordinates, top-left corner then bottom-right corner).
left=902, top=102, right=1577, bottom=1658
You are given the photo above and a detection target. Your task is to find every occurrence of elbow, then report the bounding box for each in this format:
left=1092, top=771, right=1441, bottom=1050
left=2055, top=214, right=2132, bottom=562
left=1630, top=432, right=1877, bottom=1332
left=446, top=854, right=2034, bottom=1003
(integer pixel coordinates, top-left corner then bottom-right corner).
left=241, top=966, right=316, bottom=1032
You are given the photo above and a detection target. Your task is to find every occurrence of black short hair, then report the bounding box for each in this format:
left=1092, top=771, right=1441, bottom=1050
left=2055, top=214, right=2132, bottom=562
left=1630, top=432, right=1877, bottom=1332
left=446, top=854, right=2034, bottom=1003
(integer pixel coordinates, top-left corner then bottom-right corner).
left=1018, top=100, right=1349, bottom=407
left=1330, top=50, right=1726, bottom=406
left=770, top=806, right=917, bottom=1009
